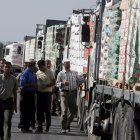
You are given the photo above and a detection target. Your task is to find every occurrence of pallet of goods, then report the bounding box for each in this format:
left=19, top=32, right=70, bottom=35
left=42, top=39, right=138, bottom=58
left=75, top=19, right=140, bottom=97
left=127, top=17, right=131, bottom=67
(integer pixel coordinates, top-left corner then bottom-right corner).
left=99, top=2, right=121, bottom=83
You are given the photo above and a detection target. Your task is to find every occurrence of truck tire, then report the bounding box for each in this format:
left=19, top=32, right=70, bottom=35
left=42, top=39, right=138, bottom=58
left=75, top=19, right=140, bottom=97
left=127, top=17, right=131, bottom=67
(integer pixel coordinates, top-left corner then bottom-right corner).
left=83, top=109, right=88, bottom=134
left=112, top=102, right=124, bottom=140
left=122, top=107, right=134, bottom=140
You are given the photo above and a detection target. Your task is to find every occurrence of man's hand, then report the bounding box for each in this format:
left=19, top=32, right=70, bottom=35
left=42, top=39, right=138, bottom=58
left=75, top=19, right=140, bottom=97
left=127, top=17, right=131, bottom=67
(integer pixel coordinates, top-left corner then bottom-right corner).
left=62, top=80, right=69, bottom=86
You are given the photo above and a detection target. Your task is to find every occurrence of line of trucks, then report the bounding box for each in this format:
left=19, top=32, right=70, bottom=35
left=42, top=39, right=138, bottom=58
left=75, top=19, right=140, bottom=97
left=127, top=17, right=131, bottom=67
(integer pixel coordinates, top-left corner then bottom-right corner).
left=3, top=0, right=140, bottom=139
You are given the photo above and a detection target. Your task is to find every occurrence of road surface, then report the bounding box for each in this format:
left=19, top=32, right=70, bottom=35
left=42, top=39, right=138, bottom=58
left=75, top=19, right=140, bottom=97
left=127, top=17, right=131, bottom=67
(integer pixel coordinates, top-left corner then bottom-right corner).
left=10, top=94, right=99, bottom=140
left=11, top=114, right=88, bottom=140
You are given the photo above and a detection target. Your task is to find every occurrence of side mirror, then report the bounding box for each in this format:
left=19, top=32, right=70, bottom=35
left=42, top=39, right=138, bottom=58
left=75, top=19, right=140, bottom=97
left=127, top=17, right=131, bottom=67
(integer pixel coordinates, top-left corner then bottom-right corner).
left=81, top=24, right=90, bottom=43
left=37, top=41, right=42, bottom=49
left=37, top=36, right=43, bottom=49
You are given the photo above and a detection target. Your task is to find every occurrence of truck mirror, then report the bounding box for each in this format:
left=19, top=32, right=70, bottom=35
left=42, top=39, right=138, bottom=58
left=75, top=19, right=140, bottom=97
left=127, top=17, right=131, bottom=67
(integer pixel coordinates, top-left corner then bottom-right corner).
left=38, top=41, right=42, bottom=49
left=55, top=32, right=63, bottom=44
left=37, top=36, right=43, bottom=49
left=81, top=24, right=90, bottom=43
left=17, top=46, right=21, bottom=54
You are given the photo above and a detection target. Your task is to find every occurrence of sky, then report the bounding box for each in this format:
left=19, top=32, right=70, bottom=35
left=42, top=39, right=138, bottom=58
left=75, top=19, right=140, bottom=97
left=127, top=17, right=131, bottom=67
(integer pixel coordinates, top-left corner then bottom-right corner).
left=0, top=0, right=96, bottom=42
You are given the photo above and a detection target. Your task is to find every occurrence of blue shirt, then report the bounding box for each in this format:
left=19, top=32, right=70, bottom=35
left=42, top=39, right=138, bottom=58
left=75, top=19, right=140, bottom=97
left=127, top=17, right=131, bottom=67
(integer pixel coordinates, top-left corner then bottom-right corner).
left=20, top=68, right=37, bottom=91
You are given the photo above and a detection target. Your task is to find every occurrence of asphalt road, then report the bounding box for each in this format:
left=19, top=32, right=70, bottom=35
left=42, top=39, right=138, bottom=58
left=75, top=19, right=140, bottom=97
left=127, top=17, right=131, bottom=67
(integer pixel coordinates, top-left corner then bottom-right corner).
left=10, top=94, right=99, bottom=140
left=11, top=114, right=88, bottom=140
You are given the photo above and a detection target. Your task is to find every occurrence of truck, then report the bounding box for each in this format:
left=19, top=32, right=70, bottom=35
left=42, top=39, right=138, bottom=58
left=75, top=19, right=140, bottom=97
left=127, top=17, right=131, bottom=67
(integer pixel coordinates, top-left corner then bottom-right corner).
left=4, top=42, right=24, bottom=74
left=76, top=0, right=140, bottom=140
left=62, top=0, right=140, bottom=140
left=23, top=36, right=36, bottom=62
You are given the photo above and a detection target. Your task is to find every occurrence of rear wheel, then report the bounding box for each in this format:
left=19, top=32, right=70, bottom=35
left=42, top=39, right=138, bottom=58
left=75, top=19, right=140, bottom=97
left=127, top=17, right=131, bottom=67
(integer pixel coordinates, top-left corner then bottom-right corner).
left=112, top=103, right=124, bottom=140
left=122, top=107, right=134, bottom=140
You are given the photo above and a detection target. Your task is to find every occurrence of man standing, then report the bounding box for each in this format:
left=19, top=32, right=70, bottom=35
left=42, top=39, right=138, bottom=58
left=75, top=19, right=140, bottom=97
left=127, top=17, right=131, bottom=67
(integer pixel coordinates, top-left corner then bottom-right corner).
left=36, top=60, right=55, bottom=132
left=57, top=59, right=84, bottom=133
left=0, top=61, right=17, bottom=140
left=19, top=59, right=37, bottom=132
left=0, top=59, right=6, bottom=74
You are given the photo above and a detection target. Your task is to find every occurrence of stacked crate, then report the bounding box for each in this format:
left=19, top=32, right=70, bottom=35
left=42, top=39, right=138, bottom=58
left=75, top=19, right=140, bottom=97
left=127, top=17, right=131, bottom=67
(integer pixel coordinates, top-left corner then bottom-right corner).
left=24, top=38, right=35, bottom=62
left=118, top=0, right=130, bottom=82
left=99, top=2, right=121, bottom=80
left=45, top=25, right=65, bottom=70
left=124, top=0, right=140, bottom=86
left=67, top=13, right=87, bottom=74
left=45, top=25, right=58, bottom=70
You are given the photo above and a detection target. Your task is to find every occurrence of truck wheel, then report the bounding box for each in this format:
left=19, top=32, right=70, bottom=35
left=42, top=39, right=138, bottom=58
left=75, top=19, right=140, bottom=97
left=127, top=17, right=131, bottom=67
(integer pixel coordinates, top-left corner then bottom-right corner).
left=112, top=102, right=124, bottom=140
left=122, top=107, right=134, bottom=140
left=83, top=109, right=88, bottom=134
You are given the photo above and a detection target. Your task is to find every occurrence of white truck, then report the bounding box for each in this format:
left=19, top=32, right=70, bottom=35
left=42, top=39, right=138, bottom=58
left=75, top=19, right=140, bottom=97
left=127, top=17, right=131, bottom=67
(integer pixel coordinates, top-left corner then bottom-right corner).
left=4, top=42, right=24, bottom=73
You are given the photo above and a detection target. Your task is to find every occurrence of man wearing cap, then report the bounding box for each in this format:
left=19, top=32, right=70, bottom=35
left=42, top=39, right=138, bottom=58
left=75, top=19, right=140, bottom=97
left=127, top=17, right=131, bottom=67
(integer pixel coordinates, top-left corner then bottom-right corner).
left=57, top=59, right=85, bottom=133
left=19, top=59, right=37, bottom=132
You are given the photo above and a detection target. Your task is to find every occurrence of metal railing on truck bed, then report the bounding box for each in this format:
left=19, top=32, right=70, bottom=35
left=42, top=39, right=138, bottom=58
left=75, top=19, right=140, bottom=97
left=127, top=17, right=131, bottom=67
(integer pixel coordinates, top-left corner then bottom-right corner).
left=96, top=85, right=140, bottom=105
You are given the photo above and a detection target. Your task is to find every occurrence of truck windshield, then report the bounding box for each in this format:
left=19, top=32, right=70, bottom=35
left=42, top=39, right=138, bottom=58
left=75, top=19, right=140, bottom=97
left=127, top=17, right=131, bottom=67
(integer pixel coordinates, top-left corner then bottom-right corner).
left=17, top=46, right=21, bottom=54
left=5, top=49, right=10, bottom=55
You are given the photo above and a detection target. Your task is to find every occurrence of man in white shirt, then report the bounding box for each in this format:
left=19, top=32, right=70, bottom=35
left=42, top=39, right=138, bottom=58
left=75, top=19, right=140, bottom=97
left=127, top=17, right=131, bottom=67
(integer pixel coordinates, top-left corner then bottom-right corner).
left=57, top=59, right=85, bottom=133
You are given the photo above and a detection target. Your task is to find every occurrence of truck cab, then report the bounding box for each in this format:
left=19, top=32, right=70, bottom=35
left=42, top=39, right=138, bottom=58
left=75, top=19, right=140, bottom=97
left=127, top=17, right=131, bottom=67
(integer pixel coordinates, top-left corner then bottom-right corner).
left=4, top=42, right=24, bottom=75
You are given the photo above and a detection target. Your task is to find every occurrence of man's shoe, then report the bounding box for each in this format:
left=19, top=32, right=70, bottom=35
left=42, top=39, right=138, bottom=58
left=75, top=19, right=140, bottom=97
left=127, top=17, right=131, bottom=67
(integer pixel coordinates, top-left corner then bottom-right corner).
left=45, top=127, right=50, bottom=132
left=31, top=126, right=36, bottom=132
left=66, top=126, right=70, bottom=132
left=35, top=127, right=43, bottom=133
left=60, top=129, right=66, bottom=133
left=19, top=128, right=32, bottom=133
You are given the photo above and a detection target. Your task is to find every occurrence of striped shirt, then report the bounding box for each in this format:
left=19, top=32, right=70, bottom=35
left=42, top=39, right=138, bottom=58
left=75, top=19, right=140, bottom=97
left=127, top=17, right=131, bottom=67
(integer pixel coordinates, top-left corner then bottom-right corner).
left=57, top=70, right=85, bottom=91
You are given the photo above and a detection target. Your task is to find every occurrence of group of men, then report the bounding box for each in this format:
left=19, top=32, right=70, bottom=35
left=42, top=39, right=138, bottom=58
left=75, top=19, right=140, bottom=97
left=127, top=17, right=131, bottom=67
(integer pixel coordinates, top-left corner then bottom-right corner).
left=0, top=58, right=85, bottom=140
